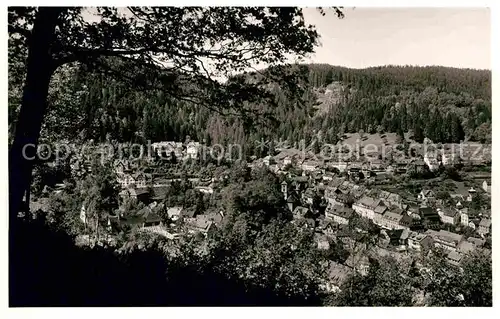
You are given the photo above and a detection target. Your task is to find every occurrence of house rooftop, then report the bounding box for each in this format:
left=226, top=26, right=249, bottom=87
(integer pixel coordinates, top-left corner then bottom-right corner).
left=447, top=250, right=463, bottom=263
left=457, top=240, right=475, bottom=254
left=129, top=188, right=150, bottom=197
left=167, top=206, right=183, bottom=218
left=374, top=204, right=388, bottom=214
left=419, top=206, right=437, bottom=216
left=436, top=230, right=463, bottom=245
left=387, top=228, right=409, bottom=241
left=327, top=204, right=354, bottom=219
left=479, top=218, right=491, bottom=228
left=441, top=208, right=459, bottom=218
left=356, top=196, right=377, bottom=209
left=293, top=206, right=312, bottom=217
left=287, top=192, right=300, bottom=203
left=467, top=237, right=485, bottom=247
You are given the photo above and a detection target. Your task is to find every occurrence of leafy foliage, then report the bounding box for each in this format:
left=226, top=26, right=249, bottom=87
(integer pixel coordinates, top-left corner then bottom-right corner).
left=333, top=257, right=415, bottom=306
left=423, top=251, right=492, bottom=306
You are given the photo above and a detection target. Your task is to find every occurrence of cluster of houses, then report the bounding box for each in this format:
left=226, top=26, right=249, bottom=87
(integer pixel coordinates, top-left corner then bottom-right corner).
left=257, top=139, right=491, bottom=178
left=260, top=148, right=427, bottom=178
left=151, top=140, right=201, bottom=160
left=72, top=139, right=491, bottom=268
left=277, top=166, right=491, bottom=270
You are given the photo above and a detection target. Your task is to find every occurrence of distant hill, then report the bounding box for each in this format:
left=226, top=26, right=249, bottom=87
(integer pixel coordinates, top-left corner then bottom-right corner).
left=30, top=63, right=491, bottom=155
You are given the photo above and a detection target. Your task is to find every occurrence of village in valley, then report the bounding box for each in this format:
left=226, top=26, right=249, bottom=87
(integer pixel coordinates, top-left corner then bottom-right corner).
left=30, top=130, right=492, bottom=294
left=9, top=6, right=493, bottom=307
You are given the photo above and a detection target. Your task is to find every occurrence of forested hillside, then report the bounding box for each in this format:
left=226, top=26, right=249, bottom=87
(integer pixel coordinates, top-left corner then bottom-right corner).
left=9, top=63, right=491, bottom=152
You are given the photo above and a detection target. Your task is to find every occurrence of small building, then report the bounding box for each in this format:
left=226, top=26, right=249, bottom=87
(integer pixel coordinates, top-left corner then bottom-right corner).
left=180, top=207, right=197, bottom=220
left=399, top=213, right=414, bottom=229
left=323, top=172, right=335, bottom=181
left=119, top=187, right=151, bottom=204
left=185, top=215, right=216, bottom=236
left=321, top=220, right=338, bottom=238
left=166, top=206, right=183, bottom=222
left=439, top=208, right=460, bottom=225
left=369, top=160, right=386, bottom=171
left=478, top=218, right=491, bottom=236
left=286, top=192, right=301, bottom=213
left=419, top=206, right=441, bottom=229
left=302, top=188, right=316, bottom=205
left=427, top=229, right=463, bottom=251
left=457, top=240, right=475, bottom=255
left=446, top=250, right=463, bottom=267
left=345, top=254, right=370, bottom=276
left=263, top=155, right=275, bottom=166
left=352, top=196, right=380, bottom=220
left=283, top=156, right=293, bottom=166
left=293, top=206, right=314, bottom=221
left=407, top=231, right=432, bottom=251
left=418, top=189, right=436, bottom=202
left=387, top=228, right=410, bottom=247
left=297, top=217, right=316, bottom=231
left=379, top=211, right=404, bottom=230
left=441, top=153, right=458, bottom=166
left=321, top=262, right=351, bottom=293
left=315, top=233, right=330, bottom=250
left=424, top=152, right=440, bottom=171
left=79, top=205, right=87, bottom=224
left=195, top=185, right=214, bottom=194
left=325, top=204, right=354, bottom=225
left=281, top=181, right=289, bottom=199
left=467, top=237, right=485, bottom=248
left=186, top=141, right=200, bottom=160
left=205, top=210, right=225, bottom=225
left=458, top=208, right=469, bottom=227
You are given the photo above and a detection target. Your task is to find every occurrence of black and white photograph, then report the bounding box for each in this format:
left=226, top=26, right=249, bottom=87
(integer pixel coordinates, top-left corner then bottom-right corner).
left=5, top=3, right=494, bottom=308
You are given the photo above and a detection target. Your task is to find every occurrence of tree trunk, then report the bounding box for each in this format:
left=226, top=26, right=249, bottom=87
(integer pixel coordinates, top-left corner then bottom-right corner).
left=9, top=8, right=62, bottom=221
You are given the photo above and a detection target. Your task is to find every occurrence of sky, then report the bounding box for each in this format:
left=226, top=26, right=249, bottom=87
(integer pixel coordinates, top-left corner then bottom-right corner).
left=301, top=7, right=491, bottom=70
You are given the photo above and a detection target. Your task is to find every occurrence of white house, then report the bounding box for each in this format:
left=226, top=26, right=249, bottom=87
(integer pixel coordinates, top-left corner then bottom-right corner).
left=186, top=141, right=200, bottom=160
left=418, top=189, right=436, bottom=202
left=166, top=206, right=183, bottom=222
left=424, top=152, right=440, bottom=171
left=438, top=208, right=460, bottom=225
left=459, top=209, right=469, bottom=227
left=378, top=211, right=404, bottom=230
left=467, top=187, right=477, bottom=202
left=352, top=196, right=380, bottom=220
left=478, top=218, right=491, bottom=236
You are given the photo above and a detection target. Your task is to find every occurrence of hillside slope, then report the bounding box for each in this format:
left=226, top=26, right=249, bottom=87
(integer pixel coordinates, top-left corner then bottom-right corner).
left=12, top=64, right=490, bottom=154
